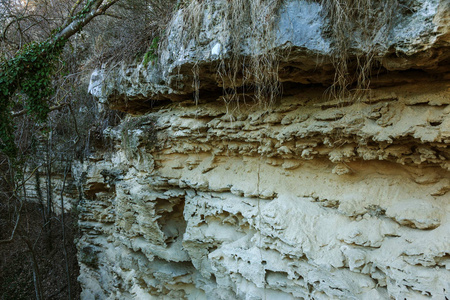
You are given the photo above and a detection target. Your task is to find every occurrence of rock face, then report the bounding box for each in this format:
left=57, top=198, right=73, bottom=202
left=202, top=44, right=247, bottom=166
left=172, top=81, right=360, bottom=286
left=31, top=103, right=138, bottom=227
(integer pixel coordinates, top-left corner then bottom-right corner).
left=77, top=0, right=450, bottom=299
left=89, top=0, right=450, bottom=112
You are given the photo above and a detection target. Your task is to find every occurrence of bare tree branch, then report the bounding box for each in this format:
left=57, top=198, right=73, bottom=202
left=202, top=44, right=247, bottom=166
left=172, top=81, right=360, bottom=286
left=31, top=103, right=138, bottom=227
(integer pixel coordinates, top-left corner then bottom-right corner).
left=0, top=163, right=42, bottom=244
left=12, top=103, right=69, bottom=118
left=54, top=0, right=121, bottom=42
left=0, top=197, right=23, bottom=244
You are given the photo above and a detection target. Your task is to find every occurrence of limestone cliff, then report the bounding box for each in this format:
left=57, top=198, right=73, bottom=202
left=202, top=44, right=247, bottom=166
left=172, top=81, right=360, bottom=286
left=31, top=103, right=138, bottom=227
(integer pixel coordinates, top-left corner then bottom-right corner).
left=76, top=0, right=450, bottom=299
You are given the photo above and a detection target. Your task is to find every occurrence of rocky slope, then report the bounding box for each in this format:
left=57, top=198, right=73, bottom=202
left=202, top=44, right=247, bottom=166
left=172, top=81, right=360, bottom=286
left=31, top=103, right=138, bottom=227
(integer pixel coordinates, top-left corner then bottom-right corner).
left=76, top=0, right=450, bottom=299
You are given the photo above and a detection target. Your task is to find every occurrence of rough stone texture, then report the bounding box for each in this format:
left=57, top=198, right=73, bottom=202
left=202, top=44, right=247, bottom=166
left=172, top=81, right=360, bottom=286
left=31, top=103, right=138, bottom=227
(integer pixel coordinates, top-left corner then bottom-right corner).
left=21, top=140, right=79, bottom=214
left=23, top=171, right=78, bottom=214
left=88, top=0, right=450, bottom=112
left=77, top=0, right=450, bottom=299
left=76, top=79, right=450, bottom=299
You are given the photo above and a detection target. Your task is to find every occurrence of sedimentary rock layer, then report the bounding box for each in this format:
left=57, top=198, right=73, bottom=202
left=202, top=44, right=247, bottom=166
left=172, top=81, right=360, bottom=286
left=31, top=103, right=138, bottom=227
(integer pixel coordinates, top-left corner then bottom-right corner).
left=76, top=80, right=449, bottom=299
left=77, top=0, right=450, bottom=298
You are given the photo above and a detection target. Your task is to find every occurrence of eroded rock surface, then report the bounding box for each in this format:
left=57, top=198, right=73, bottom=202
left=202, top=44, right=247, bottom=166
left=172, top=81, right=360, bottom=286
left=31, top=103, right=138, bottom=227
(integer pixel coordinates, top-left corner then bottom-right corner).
left=76, top=80, right=450, bottom=299
left=88, top=0, right=450, bottom=113
left=77, top=0, right=450, bottom=299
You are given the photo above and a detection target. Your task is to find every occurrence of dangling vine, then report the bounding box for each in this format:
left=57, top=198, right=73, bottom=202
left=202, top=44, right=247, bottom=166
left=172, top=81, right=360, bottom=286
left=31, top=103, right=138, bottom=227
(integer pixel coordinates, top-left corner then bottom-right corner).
left=0, top=37, right=66, bottom=158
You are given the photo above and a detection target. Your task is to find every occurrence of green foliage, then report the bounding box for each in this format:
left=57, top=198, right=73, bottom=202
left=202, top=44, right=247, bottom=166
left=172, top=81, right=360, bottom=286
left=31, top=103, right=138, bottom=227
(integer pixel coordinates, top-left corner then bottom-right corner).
left=71, top=0, right=96, bottom=21
left=143, top=37, right=160, bottom=67
left=0, top=38, right=66, bottom=158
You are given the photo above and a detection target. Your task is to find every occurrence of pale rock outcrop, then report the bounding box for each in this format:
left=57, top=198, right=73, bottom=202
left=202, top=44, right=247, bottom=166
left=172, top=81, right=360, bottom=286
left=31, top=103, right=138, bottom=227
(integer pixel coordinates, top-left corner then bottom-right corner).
left=77, top=0, right=450, bottom=299
left=88, top=0, right=450, bottom=112
left=76, top=82, right=450, bottom=299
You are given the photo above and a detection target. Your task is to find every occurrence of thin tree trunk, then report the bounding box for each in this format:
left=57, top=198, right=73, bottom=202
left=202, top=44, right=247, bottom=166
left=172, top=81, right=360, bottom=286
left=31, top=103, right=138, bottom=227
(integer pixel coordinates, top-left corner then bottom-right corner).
left=45, top=129, right=53, bottom=251
left=46, top=130, right=53, bottom=218
left=60, top=161, right=72, bottom=300
left=34, top=165, right=47, bottom=224
left=23, top=237, right=44, bottom=300
left=21, top=180, right=44, bottom=300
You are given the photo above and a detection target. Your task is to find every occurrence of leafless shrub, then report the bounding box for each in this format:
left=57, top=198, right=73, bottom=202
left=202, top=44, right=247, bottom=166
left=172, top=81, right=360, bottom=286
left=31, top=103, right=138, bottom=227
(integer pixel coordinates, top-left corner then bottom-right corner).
left=85, top=0, right=177, bottom=66
left=0, top=0, right=77, bottom=57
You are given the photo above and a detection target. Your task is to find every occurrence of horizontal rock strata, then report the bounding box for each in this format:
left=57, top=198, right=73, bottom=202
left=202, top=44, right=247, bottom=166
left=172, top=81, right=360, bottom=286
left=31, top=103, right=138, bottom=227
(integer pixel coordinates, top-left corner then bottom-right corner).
left=77, top=0, right=450, bottom=299
left=76, top=80, right=449, bottom=299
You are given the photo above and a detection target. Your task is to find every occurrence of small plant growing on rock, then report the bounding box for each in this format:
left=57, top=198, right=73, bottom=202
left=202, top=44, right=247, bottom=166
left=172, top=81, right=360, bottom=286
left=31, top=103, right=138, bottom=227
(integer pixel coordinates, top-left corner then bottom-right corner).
left=143, top=37, right=160, bottom=67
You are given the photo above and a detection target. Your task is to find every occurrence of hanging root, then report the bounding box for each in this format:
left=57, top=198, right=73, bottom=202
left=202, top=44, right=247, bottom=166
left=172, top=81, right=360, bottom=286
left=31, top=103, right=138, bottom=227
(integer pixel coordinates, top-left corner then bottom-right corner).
left=178, top=0, right=283, bottom=109
left=171, top=0, right=400, bottom=107
left=320, top=0, right=399, bottom=99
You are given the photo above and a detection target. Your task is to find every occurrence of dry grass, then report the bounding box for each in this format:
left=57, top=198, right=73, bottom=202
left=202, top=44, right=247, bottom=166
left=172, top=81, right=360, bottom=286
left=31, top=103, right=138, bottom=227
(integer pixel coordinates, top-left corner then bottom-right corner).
left=176, top=0, right=398, bottom=107
left=247, top=0, right=283, bottom=108
left=222, top=0, right=283, bottom=108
